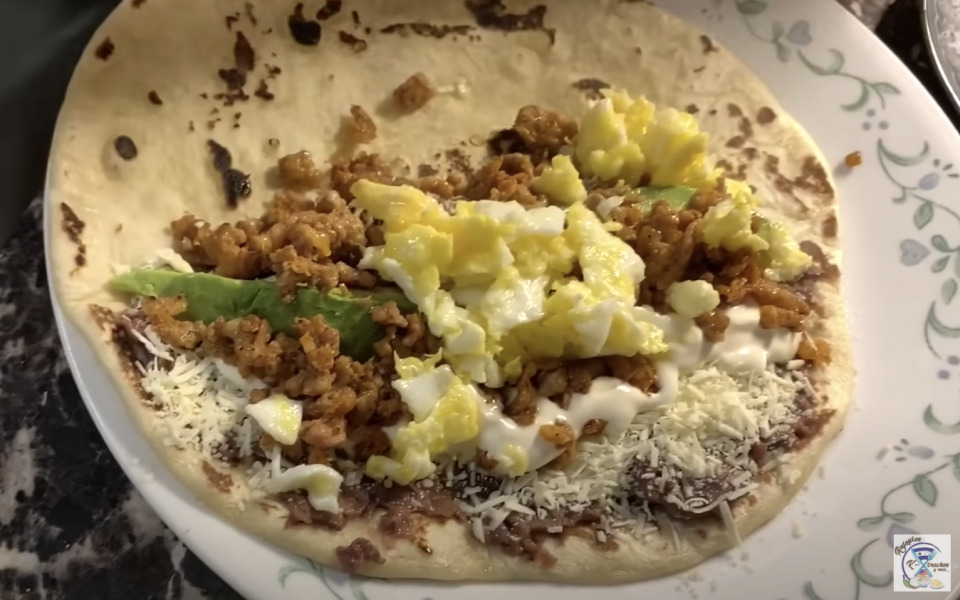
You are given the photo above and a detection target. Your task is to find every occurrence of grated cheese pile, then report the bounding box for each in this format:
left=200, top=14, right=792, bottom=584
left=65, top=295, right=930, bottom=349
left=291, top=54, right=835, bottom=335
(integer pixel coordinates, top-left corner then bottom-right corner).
left=132, top=324, right=811, bottom=547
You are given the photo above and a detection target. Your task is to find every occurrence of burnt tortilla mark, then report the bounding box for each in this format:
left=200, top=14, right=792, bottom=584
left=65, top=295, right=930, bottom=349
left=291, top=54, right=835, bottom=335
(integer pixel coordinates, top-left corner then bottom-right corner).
left=202, top=462, right=233, bottom=492
left=244, top=1, right=257, bottom=25
left=699, top=34, right=718, bottom=54
left=727, top=103, right=743, bottom=118
left=207, top=140, right=252, bottom=208
left=289, top=3, right=322, bottom=46
left=571, top=78, right=609, bottom=100
left=338, top=31, right=368, bottom=52
left=113, top=135, right=138, bottom=160
left=95, top=37, right=115, bottom=60
left=132, top=0, right=146, bottom=6
left=352, top=10, right=361, bottom=26
left=60, top=203, right=85, bottom=245
left=316, top=0, right=342, bottom=21
left=380, top=22, right=474, bottom=38
left=465, top=0, right=554, bottom=43
left=218, top=68, right=246, bottom=91
left=255, top=80, right=275, bottom=100
left=234, top=31, right=255, bottom=73
left=757, top=106, right=777, bottom=125
left=147, top=91, right=163, bottom=105
left=685, top=104, right=699, bottom=114
left=226, top=14, right=240, bottom=30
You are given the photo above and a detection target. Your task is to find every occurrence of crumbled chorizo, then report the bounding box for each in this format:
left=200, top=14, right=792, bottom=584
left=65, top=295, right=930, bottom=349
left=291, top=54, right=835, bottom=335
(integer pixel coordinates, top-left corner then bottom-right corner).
left=277, top=150, right=325, bottom=190
left=140, top=296, right=204, bottom=349
left=513, top=105, right=578, bottom=156
left=346, top=105, right=377, bottom=144
left=392, top=73, right=435, bottom=113
left=467, top=153, right=545, bottom=208
left=538, top=421, right=575, bottom=447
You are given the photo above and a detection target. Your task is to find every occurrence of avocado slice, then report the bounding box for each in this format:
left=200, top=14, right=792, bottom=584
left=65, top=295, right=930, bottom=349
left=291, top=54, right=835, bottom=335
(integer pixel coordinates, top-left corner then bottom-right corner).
left=110, top=269, right=416, bottom=360
left=624, top=186, right=697, bottom=214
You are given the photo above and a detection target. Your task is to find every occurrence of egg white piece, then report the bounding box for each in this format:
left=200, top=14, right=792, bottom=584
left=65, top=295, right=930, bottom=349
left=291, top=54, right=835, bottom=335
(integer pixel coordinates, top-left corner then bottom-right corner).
left=244, top=396, right=303, bottom=446
left=264, top=464, right=343, bottom=513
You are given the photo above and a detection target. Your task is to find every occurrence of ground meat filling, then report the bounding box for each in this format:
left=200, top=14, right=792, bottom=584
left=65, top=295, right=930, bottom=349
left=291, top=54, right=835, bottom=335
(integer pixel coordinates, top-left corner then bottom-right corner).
left=171, top=189, right=369, bottom=295
left=335, top=537, right=385, bottom=573
left=140, top=297, right=439, bottom=465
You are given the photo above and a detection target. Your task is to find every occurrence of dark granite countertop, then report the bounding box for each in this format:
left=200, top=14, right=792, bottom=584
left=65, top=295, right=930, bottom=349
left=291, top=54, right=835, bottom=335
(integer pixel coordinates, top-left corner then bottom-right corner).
left=0, top=0, right=939, bottom=598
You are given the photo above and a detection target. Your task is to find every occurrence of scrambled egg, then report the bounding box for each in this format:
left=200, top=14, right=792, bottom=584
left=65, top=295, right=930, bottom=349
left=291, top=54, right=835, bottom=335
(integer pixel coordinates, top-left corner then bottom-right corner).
left=665, top=280, right=720, bottom=319
left=701, top=180, right=813, bottom=281
left=757, top=221, right=813, bottom=281
left=264, top=464, right=343, bottom=513
left=573, top=90, right=719, bottom=190
left=352, top=180, right=667, bottom=387
left=366, top=355, right=481, bottom=484
left=531, top=155, right=587, bottom=206
left=245, top=395, right=302, bottom=446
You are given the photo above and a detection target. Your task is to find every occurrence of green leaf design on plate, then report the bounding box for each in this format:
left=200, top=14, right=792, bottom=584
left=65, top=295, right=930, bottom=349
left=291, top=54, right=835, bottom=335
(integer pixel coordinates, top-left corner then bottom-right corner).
left=923, top=404, right=960, bottom=434
left=851, top=539, right=893, bottom=588
left=915, top=202, right=935, bottom=229
left=931, top=234, right=951, bottom=251
left=798, top=48, right=844, bottom=75
left=802, top=581, right=827, bottom=600
left=841, top=85, right=872, bottom=112
left=775, top=42, right=791, bottom=63
left=932, top=256, right=950, bottom=273
left=953, top=255, right=960, bottom=279
left=736, top=0, right=768, bottom=15
left=942, top=279, right=958, bottom=304
left=879, top=139, right=931, bottom=167
left=952, top=454, right=960, bottom=482
left=872, top=81, right=901, bottom=97
left=889, top=511, right=916, bottom=524
left=926, top=303, right=960, bottom=338
left=912, top=474, right=938, bottom=506
left=856, top=515, right=885, bottom=531
left=771, top=20, right=785, bottom=40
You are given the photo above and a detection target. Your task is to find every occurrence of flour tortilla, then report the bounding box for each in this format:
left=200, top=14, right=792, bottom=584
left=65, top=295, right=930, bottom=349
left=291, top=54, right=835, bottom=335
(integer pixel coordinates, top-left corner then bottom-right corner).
left=47, top=0, right=853, bottom=583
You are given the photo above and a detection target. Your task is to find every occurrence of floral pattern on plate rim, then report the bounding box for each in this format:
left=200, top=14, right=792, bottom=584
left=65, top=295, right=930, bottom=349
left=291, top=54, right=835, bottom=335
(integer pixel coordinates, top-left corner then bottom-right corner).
left=273, top=0, right=960, bottom=597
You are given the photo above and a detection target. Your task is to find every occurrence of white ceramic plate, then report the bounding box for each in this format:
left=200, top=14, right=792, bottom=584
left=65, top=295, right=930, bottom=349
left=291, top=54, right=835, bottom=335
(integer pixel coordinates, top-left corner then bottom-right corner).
left=45, top=0, right=960, bottom=598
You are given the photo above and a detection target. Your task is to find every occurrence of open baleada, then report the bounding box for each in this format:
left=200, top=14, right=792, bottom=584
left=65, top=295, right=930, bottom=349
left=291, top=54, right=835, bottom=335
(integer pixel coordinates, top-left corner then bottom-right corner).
left=48, top=0, right=851, bottom=583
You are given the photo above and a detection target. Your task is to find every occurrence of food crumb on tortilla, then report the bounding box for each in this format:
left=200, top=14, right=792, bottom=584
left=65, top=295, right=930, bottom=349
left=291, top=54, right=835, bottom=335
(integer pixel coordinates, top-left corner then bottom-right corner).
left=392, top=73, right=436, bottom=114
left=345, top=105, right=378, bottom=144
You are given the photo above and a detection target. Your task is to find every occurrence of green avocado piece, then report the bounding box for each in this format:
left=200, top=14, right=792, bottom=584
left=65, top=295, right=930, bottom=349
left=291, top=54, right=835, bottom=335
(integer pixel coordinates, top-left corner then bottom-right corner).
left=624, top=186, right=698, bottom=214
left=109, top=269, right=417, bottom=361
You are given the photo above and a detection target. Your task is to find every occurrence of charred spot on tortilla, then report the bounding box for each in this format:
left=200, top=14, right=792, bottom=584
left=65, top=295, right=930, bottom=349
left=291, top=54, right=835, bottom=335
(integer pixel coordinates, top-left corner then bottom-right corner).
left=188, top=120, right=195, bottom=132
left=60, top=202, right=85, bottom=246
left=418, top=164, right=440, bottom=178
left=392, top=73, right=436, bottom=114
left=202, top=461, right=234, bottom=493
left=316, top=0, right=342, bottom=21
left=113, top=135, right=138, bottom=160
left=700, top=34, right=718, bottom=54
left=692, top=65, right=706, bottom=74
left=147, top=91, right=163, bottom=106
left=268, top=137, right=281, bottom=149
left=763, top=154, right=834, bottom=199
left=380, top=22, right=474, bottom=39
left=727, top=103, right=744, bottom=118
left=225, top=14, right=240, bottom=30
left=757, top=106, right=777, bottom=125
left=821, top=212, right=839, bottom=238
left=234, top=31, right=256, bottom=72
left=244, top=1, right=257, bottom=25
left=206, top=140, right=252, bottom=207
left=685, top=103, right=699, bottom=114
left=94, top=37, right=115, bottom=60
left=351, top=10, right=361, bottom=26
left=289, top=3, right=322, bottom=46
left=466, top=0, right=555, bottom=44
left=571, top=78, right=610, bottom=101
left=336, top=538, right=385, bottom=573
left=218, top=68, right=245, bottom=91
left=254, top=80, right=275, bottom=100
left=266, top=64, right=282, bottom=78
left=725, top=135, right=746, bottom=149
left=339, top=31, right=368, bottom=52
left=131, top=0, right=146, bottom=7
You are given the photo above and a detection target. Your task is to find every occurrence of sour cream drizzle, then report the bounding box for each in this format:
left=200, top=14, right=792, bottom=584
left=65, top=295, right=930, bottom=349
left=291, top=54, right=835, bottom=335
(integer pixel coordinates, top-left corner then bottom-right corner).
left=472, top=305, right=800, bottom=476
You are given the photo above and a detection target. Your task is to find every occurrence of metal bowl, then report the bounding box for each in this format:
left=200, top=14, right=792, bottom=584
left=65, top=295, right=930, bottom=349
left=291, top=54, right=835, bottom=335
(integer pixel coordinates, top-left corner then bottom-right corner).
left=924, top=0, right=960, bottom=114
